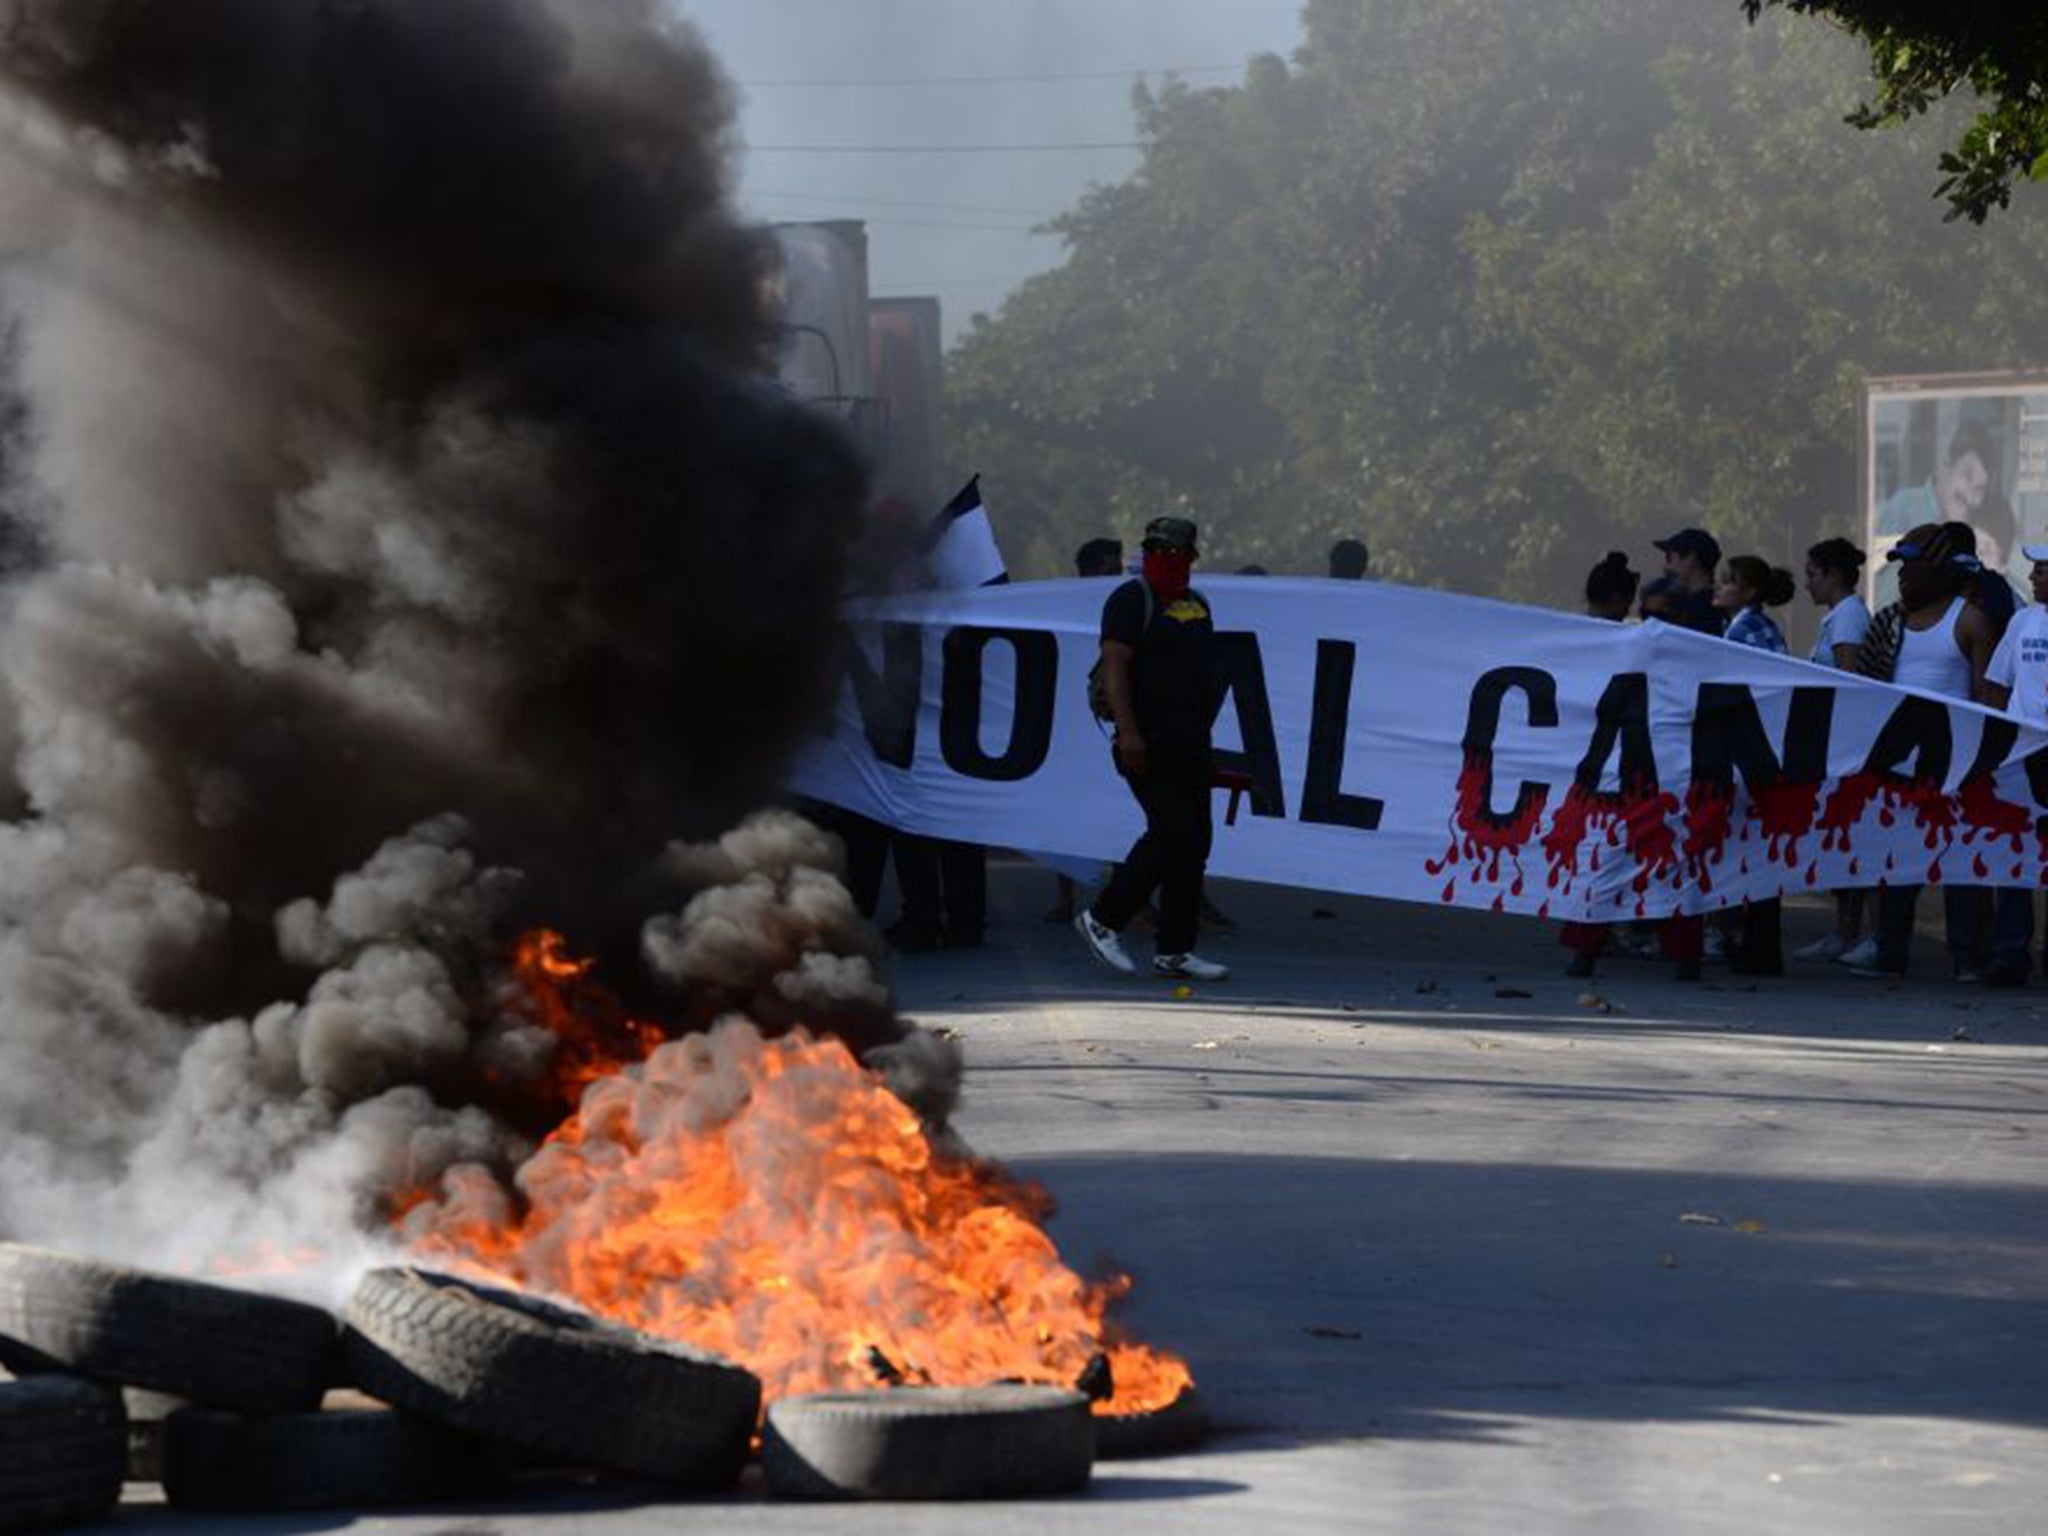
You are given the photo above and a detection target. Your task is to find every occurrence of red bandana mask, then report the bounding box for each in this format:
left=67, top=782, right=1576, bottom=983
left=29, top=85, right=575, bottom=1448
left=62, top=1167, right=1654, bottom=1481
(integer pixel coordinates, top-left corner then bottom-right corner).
left=1142, top=548, right=1194, bottom=599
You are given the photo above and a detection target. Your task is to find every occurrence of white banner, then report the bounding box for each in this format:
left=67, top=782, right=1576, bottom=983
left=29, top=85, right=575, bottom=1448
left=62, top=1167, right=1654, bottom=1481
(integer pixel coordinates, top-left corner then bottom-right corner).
left=794, top=578, right=2048, bottom=922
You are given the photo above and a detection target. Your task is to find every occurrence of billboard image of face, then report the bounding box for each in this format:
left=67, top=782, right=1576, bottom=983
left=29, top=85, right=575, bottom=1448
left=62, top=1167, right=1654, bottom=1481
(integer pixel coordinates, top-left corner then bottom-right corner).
left=1866, top=374, right=2048, bottom=607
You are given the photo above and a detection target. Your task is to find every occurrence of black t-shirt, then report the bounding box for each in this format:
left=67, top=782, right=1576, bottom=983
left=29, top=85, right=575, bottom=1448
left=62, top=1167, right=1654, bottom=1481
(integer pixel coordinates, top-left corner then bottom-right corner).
left=1681, top=585, right=1723, bottom=636
left=1100, top=578, right=1220, bottom=742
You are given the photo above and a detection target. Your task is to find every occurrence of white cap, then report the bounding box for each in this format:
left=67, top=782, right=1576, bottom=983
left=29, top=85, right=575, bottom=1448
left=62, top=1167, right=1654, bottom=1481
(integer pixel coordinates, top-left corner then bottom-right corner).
left=2023, top=543, right=2048, bottom=563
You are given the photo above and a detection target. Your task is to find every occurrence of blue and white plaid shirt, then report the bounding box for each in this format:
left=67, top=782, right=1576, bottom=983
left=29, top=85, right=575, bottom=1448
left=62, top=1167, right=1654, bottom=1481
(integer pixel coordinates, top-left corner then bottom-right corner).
left=1724, top=606, right=1788, bottom=654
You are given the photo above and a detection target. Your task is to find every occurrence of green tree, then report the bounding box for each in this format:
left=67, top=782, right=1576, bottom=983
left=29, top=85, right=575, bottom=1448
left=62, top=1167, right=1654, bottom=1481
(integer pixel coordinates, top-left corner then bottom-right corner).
left=1470, top=20, right=2048, bottom=588
left=950, top=1, right=2048, bottom=606
left=1744, top=3, right=2048, bottom=221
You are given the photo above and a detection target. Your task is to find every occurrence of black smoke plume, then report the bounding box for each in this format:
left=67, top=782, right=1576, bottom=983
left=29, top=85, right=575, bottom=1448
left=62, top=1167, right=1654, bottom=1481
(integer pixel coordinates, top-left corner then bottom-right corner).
left=0, top=0, right=928, bottom=1286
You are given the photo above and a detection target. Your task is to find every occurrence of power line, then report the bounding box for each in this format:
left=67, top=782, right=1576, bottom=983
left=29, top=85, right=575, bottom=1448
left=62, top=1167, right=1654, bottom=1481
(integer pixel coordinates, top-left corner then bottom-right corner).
left=754, top=206, right=1047, bottom=234
left=874, top=275, right=1030, bottom=288
left=747, top=140, right=1145, bottom=155
left=735, top=63, right=1241, bottom=88
left=750, top=187, right=1058, bottom=219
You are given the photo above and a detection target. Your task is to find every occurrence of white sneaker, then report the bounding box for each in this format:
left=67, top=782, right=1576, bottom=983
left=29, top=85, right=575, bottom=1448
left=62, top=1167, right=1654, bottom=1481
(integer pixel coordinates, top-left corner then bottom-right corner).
left=1154, top=952, right=1230, bottom=982
left=1793, top=933, right=1848, bottom=962
left=1704, top=929, right=1727, bottom=963
left=1075, top=911, right=1136, bottom=975
left=1834, top=937, right=1881, bottom=969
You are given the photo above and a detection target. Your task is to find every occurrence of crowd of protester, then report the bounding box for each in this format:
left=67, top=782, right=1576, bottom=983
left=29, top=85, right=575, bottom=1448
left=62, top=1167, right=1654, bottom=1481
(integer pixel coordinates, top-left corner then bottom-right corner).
left=842, top=489, right=2048, bottom=992
left=1562, top=516, right=2048, bottom=988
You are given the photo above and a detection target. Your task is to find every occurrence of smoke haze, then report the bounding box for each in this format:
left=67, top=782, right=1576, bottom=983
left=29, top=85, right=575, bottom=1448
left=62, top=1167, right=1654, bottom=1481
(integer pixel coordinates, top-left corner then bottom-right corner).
left=685, top=0, right=1304, bottom=341
left=0, top=0, right=910, bottom=1292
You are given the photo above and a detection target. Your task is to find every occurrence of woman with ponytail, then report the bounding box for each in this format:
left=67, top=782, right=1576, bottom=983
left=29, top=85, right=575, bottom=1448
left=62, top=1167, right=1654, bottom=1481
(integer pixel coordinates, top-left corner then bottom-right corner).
left=1715, top=556, right=1796, bottom=654
left=1584, top=551, right=1640, bottom=621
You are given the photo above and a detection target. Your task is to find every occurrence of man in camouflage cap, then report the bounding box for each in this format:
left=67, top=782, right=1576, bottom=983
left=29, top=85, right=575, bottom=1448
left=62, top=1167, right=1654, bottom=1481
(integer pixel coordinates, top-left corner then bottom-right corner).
left=1075, top=515, right=1231, bottom=982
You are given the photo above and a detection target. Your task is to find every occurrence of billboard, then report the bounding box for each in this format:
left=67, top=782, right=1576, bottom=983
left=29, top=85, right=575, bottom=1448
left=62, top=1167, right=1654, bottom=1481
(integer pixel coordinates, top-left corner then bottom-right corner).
left=1864, top=371, right=2048, bottom=605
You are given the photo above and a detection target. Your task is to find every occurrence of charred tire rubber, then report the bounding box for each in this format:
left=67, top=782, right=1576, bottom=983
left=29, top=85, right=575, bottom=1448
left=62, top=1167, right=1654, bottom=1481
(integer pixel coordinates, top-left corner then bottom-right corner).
left=1093, top=1385, right=1210, bottom=1459
left=163, top=1406, right=515, bottom=1512
left=0, top=1376, right=125, bottom=1532
left=340, top=1267, right=759, bottom=1488
left=761, top=1386, right=1095, bottom=1501
left=0, top=1245, right=337, bottom=1413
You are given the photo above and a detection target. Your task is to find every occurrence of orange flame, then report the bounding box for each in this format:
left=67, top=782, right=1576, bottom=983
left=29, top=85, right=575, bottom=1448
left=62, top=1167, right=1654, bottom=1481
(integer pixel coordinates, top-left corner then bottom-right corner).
left=204, top=1240, right=328, bottom=1282
left=402, top=931, right=1191, bottom=1417
left=510, top=929, right=666, bottom=1108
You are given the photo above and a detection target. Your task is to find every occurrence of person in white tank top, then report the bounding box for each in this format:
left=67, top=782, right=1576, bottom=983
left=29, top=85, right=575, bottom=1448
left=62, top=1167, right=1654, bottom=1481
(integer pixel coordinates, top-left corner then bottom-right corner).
left=1893, top=595, right=1978, bottom=697
left=1886, top=526, right=1995, bottom=698
left=1848, top=523, right=1998, bottom=981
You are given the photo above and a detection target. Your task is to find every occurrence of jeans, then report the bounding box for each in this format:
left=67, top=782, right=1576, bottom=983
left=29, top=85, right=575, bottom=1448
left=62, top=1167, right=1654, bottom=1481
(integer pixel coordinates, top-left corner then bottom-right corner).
left=1956, top=887, right=2033, bottom=975
left=1875, top=884, right=2031, bottom=975
left=1092, top=737, right=1213, bottom=956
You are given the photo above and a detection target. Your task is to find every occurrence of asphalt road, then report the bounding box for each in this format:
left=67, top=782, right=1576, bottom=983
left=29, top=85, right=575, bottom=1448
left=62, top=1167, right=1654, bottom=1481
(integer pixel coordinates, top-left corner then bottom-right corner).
left=113, top=862, right=2048, bottom=1533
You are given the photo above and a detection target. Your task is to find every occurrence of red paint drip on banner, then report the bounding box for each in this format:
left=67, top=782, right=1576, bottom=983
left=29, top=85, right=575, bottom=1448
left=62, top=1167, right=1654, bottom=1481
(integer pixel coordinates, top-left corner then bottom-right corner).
left=1540, top=779, right=1680, bottom=896
left=1427, top=751, right=1549, bottom=899
left=1957, top=774, right=2032, bottom=851
left=1425, top=744, right=2048, bottom=913
left=1753, top=781, right=1821, bottom=868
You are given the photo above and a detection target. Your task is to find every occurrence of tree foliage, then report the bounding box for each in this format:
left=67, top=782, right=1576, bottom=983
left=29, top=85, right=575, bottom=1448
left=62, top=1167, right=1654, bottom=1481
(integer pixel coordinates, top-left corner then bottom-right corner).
left=1745, top=3, right=2048, bottom=222
left=949, top=1, right=2048, bottom=607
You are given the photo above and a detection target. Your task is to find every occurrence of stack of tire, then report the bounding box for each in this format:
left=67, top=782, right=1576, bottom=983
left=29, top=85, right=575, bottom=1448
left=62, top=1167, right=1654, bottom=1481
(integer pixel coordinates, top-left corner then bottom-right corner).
left=0, top=1246, right=764, bottom=1524
left=0, top=1243, right=1157, bottom=1519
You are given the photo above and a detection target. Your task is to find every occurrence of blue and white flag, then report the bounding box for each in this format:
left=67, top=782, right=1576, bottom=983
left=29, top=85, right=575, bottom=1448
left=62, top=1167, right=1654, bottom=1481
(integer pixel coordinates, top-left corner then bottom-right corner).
left=926, top=475, right=1008, bottom=591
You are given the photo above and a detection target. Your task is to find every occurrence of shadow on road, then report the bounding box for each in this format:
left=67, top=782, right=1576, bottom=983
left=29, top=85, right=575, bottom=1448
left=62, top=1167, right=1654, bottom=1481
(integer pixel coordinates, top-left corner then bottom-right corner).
left=1013, top=1152, right=2048, bottom=1447
left=894, top=871, right=2048, bottom=1053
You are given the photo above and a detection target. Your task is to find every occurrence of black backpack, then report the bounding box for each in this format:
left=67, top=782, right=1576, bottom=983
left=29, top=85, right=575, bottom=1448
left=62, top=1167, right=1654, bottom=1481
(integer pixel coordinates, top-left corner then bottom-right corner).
left=1086, top=580, right=1154, bottom=722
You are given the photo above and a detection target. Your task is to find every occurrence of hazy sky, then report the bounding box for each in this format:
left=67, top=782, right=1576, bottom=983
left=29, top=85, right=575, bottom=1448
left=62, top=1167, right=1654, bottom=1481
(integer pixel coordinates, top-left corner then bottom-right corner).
left=679, top=1, right=1305, bottom=343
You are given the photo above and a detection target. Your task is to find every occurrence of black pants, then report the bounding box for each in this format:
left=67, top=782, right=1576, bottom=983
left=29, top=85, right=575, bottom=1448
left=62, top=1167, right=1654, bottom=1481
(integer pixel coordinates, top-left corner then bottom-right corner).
left=1876, top=883, right=2030, bottom=975
left=1092, top=738, right=1213, bottom=955
left=804, top=802, right=889, bottom=920
left=1740, top=897, right=1782, bottom=968
left=895, top=834, right=988, bottom=942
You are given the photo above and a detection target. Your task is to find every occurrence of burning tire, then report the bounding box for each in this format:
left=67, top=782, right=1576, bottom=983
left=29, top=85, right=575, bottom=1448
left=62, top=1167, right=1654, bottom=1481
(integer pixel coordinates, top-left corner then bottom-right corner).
left=1093, top=1385, right=1210, bottom=1459
left=761, top=1386, right=1095, bottom=1501
left=340, top=1267, right=759, bottom=1488
left=162, top=1404, right=514, bottom=1512
left=0, top=1245, right=337, bottom=1413
left=0, top=1376, right=125, bottom=1532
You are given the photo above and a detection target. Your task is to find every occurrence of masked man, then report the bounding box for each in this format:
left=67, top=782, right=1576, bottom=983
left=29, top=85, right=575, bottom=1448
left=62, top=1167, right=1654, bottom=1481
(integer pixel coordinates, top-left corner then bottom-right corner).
left=1074, top=516, right=1231, bottom=982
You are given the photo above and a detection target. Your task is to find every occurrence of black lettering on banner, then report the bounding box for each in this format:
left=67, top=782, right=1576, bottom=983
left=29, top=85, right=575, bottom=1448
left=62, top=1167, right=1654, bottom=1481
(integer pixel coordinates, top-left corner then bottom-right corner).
left=1862, top=695, right=1953, bottom=785
left=2025, top=746, right=2048, bottom=839
left=1576, top=673, right=1658, bottom=791
left=1964, top=716, right=2019, bottom=782
left=846, top=623, right=924, bottom=769
left=1965, top=717, right=2046, bottom=838
left=1302, top=639, right=1384, bottom=832
left=939, top=627, right=1057, bottom=782
left=1690, top=684, right=1834, bottom=793
left=1212, top=632, right=1286, bottom=818
left=1462, top=667, right=1559, bottom=822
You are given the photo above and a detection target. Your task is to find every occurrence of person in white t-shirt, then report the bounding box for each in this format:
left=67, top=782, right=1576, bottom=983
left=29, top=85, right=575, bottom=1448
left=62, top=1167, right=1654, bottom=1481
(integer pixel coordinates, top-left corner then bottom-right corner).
left=1983, top=544, right=2048, bottom=727
left=1804, top=537, right=1871, bottom=668
left=1976, top=542, right=2048, bottom=987
left=1794, top=538, right=1872, bottom=962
